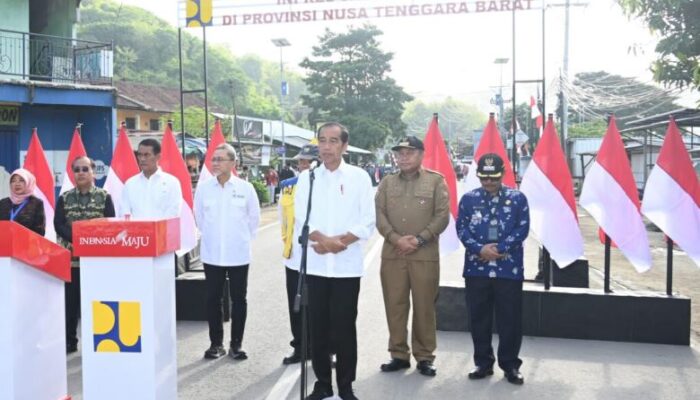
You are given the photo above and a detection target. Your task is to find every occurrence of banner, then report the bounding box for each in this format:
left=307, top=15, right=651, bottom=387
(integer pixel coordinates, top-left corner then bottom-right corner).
left=178, top=0, right=536, bottom=27
left=235, top=117, right=264, bottom=142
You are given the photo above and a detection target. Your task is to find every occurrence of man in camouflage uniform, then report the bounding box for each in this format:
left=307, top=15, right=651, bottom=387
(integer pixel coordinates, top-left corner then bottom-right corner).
left=375, top=136, right=450, bottom=377
left=54, top=156, right=115, bottom=353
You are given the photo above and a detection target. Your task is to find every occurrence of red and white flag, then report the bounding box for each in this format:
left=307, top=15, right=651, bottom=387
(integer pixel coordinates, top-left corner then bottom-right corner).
left=59, top=126, right=87, bottom=195
left=198, top=119, right=235, bottom=185
left=521, top=115, right=584, bottom=267
left=530, top=96, right=543, bottom=136
left=103, top=123, right=139, bottom=216
left=22, top=128, right=56, bottom=241
left=160, top=124, right=197, bottom=255
left=464, top=113, right=517, bottom=193
left=642, top=118, right=700, bottom=267
left=422, top=114, right=460, bottom=254
left=580, top=116, right=651, bottom=272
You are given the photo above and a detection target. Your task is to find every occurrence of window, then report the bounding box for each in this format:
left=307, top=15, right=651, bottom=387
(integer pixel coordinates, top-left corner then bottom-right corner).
left=149, top=119, right=161, bottom=131
left=125, top=117, right=136, bottom=130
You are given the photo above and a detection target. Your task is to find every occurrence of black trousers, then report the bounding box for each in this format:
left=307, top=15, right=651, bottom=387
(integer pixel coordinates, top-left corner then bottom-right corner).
left=286, top=267, right=310, bottom=352
left=65, top=267, right=81, bottom=347
left=307, top=274, right=360, bottom=393
left=203, top=263, right=249, bottom=348
left=464, top=277, right=523, bottom=371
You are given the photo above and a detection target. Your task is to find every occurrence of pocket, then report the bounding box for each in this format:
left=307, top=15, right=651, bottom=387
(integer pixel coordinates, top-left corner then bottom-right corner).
left=414, top=189, right=434, bottom=210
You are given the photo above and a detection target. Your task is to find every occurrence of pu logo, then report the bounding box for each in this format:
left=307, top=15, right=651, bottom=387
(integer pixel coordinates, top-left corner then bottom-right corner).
left=93, top=301, right=142, bottom=353
left=186, top=0, right=213, bottom=27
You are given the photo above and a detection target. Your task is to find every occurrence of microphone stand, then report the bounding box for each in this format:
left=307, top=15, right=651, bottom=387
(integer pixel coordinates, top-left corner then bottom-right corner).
left=295, top=167, right=315, bottom=400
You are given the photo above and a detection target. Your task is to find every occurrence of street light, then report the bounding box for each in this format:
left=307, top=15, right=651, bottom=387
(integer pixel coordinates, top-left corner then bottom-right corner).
left=272, top=38, right=291, bottom=167
left=493, top=57, right=509, bottom=137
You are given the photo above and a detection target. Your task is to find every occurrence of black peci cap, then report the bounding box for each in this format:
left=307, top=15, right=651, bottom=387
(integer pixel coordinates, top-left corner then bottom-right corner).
left=476, top=153, right=505, bottom=178
left=391, top=136, right=425, bottom=151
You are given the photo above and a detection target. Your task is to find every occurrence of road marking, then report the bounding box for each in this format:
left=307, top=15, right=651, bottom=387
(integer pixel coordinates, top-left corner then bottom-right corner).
left=264, top=235, right=383, bottom=400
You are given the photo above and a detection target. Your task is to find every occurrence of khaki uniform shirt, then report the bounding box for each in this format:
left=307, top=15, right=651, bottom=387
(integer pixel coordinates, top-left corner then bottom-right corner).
left=375, top=168, right=450, bottom=261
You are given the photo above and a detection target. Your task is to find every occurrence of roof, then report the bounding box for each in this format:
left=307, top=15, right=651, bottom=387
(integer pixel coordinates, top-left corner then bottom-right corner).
left=620, top=108, right=700, bottom=133
left=115, top=81, right=226, bottom=114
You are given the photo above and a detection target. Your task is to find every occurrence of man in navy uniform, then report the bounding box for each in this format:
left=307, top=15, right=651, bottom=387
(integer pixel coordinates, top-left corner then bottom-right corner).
left=456, top=153, right=530, bottom=385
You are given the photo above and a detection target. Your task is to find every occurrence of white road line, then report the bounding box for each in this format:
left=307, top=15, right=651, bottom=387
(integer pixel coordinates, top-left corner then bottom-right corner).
left=264, top=235, right=383, bottom=400
left=258, top=222, right=279, bottom=232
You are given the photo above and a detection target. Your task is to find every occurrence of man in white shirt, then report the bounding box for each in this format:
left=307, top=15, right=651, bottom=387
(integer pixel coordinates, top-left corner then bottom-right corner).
left=194, top=144, right=260, bottom=360
left=120, top=138, right=182, bottom=219
left=294, top=123, right=375, bottom=400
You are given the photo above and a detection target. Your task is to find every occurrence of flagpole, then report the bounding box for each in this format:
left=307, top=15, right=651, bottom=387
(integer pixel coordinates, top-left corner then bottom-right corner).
left=178, top=27, right=186, bottom=160
left=604, top=234, right=612, bottom=293
left=666, top=237, right=673, bottom=296
left=511, top=3, right=517, bottom=177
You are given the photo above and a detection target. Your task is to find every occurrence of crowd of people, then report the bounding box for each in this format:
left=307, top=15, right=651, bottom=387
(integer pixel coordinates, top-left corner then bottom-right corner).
left=0, top=122, right=530, bottom=400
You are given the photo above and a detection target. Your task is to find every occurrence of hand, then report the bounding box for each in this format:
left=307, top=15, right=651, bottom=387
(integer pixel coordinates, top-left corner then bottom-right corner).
left=320, top=236, right=347, bottom=254
left=479, top=244, right=502, bottom=262
left=395, top=235, right=418, bottom=256
left=312, top=242, right=329, bottom=255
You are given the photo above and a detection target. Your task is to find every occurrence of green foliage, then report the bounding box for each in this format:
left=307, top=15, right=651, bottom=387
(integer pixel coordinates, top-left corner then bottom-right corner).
left=167, top=106, right=232, bottom=138
left=250, top=179, right=269, bottom=204
left=618, top=0, right=700, bottom=92
left=402, top=98, right=486, bottom=141
left=568, top=120, right=607, bottom=138
left=78, top=0, right=307, bottom=120
left=300, top=25, right=413, bottom=151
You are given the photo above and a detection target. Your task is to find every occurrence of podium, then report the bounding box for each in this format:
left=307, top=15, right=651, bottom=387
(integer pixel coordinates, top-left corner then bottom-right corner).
left=73, top=218, right=180, bottom=400
left=0, top=221, right=71, bottom=400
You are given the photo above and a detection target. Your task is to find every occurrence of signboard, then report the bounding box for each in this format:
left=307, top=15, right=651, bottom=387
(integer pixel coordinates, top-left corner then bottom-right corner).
left=235, top=117, right=264, bottom=142
left=0, top=106, right=19, bottom=126
left=178, top=0, right=537, bottom=27
left=281, top=81, right=288, bottom=96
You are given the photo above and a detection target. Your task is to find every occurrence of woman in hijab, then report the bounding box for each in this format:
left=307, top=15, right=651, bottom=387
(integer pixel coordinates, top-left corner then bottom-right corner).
left=0, top=168, right=45, bottom=235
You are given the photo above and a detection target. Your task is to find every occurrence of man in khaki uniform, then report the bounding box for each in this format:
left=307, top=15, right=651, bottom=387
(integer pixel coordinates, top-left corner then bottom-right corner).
left=375, top=136, right=450, bottom=377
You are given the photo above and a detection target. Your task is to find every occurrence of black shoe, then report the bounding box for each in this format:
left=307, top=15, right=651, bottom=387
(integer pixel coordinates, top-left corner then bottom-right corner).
left=305, top=382, right=333, bottom=400
left=380, top=358, right=410, bottom=372
left=416, top=360, right=437, bottom=377
left=204, top=345, right=226, bottom=359
left=339, top=388, right=359, bottom=400
left=505, top=368, right=524, bottom=385
left=66, top=343, right=78, bottom=354
left=229, top=347, right=248, bottom=360
left=283, top=351, right=301, bottom=365
left=468, top=366, right=494, bottom=379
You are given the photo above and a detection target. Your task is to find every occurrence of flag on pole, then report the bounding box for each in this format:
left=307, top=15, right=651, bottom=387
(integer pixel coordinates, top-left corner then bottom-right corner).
left=530, top=95, right=543, bottom=135
left=422, top=113, right=460, bottom=254
left=160, top=123, right=197, bottom=255
left=642, top=117, right=700, bottom=267
left=22, top=128, right=56, bottom=241
left=580, top=116, right=651, bottom=272
left=464, top=113, right=517, bottom=193
left=198, top=119, right=236, bottom=186
left=103, top=123, right=139, bottom=216
left=59, top=126, right=87, bottom=196
left=521, top=115, right=584, bottom=267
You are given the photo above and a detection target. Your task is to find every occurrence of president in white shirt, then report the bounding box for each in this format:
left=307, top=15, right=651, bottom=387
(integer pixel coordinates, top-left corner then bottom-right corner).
left=194, top=143, right=260, bottom=361
left=294, top=122, right=375, bottom=400
left=120, top=138, right=182, bottom=219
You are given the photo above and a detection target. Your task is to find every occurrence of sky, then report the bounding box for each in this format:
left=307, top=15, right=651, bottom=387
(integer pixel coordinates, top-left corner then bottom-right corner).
left=115, top=0, right=698, bottom=115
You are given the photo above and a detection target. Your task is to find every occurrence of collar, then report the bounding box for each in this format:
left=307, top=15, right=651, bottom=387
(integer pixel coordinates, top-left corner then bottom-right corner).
left=211, top=173, right=237, bottom=187
left=140, top=167, right=163, bottom=180
left=318, top=160, right=348, bottom=176
left=399, top=167, right=423, bottom=181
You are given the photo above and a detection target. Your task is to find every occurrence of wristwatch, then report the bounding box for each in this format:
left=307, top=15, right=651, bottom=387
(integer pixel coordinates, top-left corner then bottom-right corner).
left=415, top=235, right=427, bottom=248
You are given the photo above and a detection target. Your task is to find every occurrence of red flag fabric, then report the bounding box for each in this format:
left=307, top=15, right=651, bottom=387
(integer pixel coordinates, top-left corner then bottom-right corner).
left=23, top=128, right=56, bottom=241
left=580, top=116, right=651, bottom=272
left=642, top=117, right=700, bottom=267
left=521, top=115, right=583, bottom=267
left=422, top=114, right=460, bottom=253
left=198, top=119, right=236, bottom=184
left=160, top=124, right=196, bottom=254
left=464, top=113, right=517, bottom=193
left=59, top=127, right=88, bottom=195
left=103, top=124, right=139, bottom=216
left=530, top=96, right=543, bottom=130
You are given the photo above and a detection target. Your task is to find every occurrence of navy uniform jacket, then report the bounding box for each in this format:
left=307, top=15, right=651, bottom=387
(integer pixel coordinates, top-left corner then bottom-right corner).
left=456, top=186, right=530, bottom=280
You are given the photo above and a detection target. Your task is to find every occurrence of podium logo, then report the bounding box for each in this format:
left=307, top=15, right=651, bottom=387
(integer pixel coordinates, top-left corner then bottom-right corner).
left=92, top=301, right=142, bottom=353
left=79, top=230, right=151, bottom=249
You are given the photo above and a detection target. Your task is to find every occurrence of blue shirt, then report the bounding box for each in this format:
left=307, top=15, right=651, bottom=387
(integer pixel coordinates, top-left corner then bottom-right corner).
left=456, top=186, right=530, bottom=280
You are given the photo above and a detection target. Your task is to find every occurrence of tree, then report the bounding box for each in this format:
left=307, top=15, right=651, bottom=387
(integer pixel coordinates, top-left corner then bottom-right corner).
left=300, top=25, right=413, bottom=151
left=618, top=0, right=700, bottom=92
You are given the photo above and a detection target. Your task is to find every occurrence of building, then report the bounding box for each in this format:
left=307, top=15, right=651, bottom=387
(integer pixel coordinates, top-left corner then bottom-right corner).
left=0, top=0, right=116, bottom=188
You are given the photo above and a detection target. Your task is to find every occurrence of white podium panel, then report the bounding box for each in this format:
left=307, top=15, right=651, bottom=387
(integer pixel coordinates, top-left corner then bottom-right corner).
left=0, top=221, right=71, bottom=400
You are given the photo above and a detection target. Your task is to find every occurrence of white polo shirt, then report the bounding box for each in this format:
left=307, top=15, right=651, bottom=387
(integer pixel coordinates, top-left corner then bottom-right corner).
left=120, top=167, right=182, bottom=219
left=293, top=161, right=375, bottom=278
left=194, top=174, right=260, bottom=267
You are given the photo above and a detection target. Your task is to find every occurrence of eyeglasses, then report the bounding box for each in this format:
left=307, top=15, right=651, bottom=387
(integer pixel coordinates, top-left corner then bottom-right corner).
left=478, top=176, right=501, bottom=182
left=73, top=166, right=90, bottom=173
left=211, top=157, right=233, bottom=163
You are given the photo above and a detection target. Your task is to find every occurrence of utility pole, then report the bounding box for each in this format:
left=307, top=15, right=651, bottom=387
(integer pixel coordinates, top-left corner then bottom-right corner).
left=562, top=0, right=571, bottom=158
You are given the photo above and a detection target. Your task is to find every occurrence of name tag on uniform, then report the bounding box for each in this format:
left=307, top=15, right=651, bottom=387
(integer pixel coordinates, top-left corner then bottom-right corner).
left=487, top=225, right=498, bottom=241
